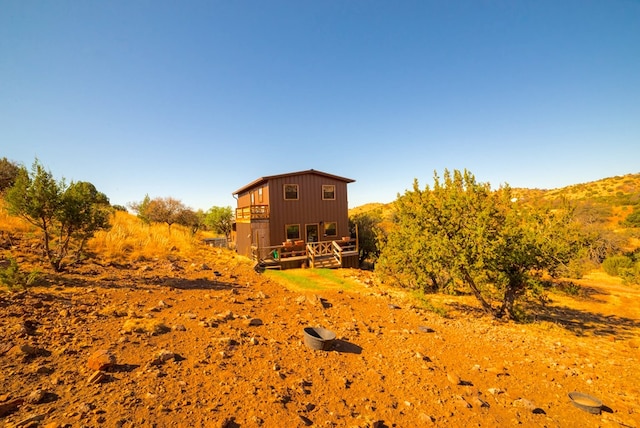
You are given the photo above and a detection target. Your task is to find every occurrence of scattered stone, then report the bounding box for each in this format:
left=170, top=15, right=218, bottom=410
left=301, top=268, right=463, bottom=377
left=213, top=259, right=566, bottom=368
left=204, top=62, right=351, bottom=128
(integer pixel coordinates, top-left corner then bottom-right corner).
left=298, top=414, right=313, bottom=426
left=418, top=413, right=435, bottom=423
left=11, top=413, right=46, bottom=427
left=456, top=395, right=472, bottom=409
left=172, top=324, right=187, bottom=332
left=418, top=326, right=435, bottom=333
left=472, top=396, right=490, bottom=408
left=220, top=416, right=236, bottom=428
left=246, top=318, right=263, bottom=327
left=87, top=370, right=108, bottom=384
left=0, top=398, right=24, bottom=417
left=150, top=350, right=177, bottom=365
left=249, top=337, right=259, bottom=345
left=16, top=344, right=42, bottom=357
left=447, top=372, right=461, bottom=386
left=513, top=398, right=537, bottom=411
left=25, top=389, right=46, bottom=404
left=217, top=311, right=234, bottom=321
left=256, top=291, right=268, bottom=299
left=183, top=313, right=197, bottom=319
left=35, top=365, right=54, bottom=374
left=87, top=349, right=116, bottom=371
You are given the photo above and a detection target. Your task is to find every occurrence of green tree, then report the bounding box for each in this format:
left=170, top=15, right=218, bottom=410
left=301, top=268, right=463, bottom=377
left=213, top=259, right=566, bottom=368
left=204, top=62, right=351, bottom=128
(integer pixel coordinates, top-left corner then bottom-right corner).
left=6, top=160, right=62, bottom=266
left=376, top=169, right=578, bottom=319
left=0, top=157, right=21, bottom=193
left=59, top=181, right=111, bottom=263
left=128, top=194, right=152, bottom=224
left=204, top=206, right=233, bottom=241
left=349, top=209, right=384, bottom=266
left=5, top=160, right=111, bottom=271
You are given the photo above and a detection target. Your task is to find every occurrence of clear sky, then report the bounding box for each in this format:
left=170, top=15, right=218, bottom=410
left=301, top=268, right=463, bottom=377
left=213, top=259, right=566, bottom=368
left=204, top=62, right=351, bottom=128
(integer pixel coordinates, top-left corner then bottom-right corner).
left=2, top=1, right=639, bottom=211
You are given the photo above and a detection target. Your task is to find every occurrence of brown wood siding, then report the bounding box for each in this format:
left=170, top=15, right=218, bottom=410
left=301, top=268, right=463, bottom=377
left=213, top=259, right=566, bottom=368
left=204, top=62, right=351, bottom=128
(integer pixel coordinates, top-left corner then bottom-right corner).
left=267, top=173, right=349, bottom=246
left=236, top=192, right=251, bottom=208
left=235, top=222, right=252, bottom=257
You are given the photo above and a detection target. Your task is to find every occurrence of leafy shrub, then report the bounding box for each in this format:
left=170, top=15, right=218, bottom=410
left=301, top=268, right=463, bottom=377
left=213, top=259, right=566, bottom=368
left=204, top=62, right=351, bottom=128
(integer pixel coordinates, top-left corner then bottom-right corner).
left=622, top=206, right=640, bottom=227
left=602, top=255, right=633, bottom=276
left=0, top=257, right=40, bottom=291
left=618, top=260, right=640, bottom=285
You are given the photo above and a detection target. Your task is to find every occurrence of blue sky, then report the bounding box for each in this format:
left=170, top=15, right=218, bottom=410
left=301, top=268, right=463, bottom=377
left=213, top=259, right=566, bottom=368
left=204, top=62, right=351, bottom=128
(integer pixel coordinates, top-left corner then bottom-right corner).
left=2, top=1, right=639, bottom=211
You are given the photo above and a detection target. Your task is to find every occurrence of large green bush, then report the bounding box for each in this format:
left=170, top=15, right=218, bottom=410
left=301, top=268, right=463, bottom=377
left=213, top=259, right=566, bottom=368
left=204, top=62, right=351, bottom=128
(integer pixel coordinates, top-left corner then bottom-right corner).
left=376, top=169, right=583, bottom=320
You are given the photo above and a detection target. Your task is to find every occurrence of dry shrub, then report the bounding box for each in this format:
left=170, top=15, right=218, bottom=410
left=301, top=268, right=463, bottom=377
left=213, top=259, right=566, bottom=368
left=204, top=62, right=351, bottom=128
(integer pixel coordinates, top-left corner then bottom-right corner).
left=121, top=318, right=169, bottom=335
left=89, top=211, right=202, bottom=263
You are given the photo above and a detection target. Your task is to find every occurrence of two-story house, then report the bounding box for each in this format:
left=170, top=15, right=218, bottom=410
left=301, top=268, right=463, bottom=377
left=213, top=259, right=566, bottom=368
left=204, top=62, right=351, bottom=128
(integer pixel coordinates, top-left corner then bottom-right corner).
left=232, top=169, right=358, bottom=269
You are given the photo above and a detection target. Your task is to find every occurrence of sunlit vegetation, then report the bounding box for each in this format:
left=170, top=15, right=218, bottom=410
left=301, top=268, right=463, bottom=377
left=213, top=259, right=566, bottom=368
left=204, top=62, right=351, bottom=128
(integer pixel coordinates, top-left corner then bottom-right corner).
left=88, top=210, right=209, bottom=264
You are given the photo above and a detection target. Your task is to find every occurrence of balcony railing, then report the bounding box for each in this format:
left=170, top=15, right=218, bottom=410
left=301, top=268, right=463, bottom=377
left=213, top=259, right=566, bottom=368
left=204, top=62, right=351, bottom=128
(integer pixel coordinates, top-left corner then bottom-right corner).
left=235, top=205, right=269, bottom=221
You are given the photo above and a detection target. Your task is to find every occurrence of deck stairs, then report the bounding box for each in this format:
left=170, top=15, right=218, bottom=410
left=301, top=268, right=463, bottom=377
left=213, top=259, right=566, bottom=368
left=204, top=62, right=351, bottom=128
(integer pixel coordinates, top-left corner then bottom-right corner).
left=310, top=255, right=341, bottom=269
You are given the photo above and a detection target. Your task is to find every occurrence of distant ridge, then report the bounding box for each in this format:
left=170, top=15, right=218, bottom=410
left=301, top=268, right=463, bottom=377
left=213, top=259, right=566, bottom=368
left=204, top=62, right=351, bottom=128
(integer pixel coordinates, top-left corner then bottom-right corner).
left=350, top=173, right=640, bottom=229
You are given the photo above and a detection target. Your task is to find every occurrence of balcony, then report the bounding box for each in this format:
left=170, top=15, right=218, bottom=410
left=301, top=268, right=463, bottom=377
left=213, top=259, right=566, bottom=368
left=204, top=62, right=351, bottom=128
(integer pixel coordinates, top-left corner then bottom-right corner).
left=235, top=205, right=269, bottom=222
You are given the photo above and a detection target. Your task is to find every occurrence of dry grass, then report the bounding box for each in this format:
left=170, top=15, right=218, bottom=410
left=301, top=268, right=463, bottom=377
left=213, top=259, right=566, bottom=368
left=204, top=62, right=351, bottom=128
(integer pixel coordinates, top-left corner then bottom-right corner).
left=88, top=211, right=204, bottom=263
left=1, top=202, right=208, bottom=266
left=0, top=200, right=34, bottom=233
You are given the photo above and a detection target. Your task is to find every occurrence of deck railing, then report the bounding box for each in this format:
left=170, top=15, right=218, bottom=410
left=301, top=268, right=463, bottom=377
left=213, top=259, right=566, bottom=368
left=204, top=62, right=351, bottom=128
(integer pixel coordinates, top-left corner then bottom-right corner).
left=235, top=205, right=269, bottom=221
left=252, top=238, right=358, bottom=268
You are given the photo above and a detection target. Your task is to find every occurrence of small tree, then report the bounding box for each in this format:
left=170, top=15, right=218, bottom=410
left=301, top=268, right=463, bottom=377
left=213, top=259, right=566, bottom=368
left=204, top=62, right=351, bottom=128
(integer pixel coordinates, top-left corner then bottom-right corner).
left=149, top=197, right=184, bottom=229
left=349, top=209, right=384, bottom=266
left=128, top=194, right=151, bottom=224
left=5, top=160, right=62, bottom=267
left=59, top=181, right=111, bottom=262
left=204, top=206, right=233, bottom=241
left=376, top=169, right=578, bottom=319
left=0, top=157, right=21, bottom=193
left=177, top=208, right=204, bottom=235
left=5, top=159, right=111, bottom=271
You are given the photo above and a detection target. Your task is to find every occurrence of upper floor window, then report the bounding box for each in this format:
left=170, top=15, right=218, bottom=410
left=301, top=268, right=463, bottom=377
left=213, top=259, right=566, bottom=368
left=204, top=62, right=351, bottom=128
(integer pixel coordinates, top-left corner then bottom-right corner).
left=322, top=185, right=335, bottom=200
left=258, top=187, right=263, bottom=203
left=284, top=184, right=299, bottom=200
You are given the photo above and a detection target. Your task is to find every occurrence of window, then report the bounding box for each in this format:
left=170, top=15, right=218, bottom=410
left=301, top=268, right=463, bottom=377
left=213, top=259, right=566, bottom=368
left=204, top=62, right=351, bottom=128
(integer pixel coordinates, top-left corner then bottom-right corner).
left=286, top=224, right=300, bottom=240
left=322, top=185, right=335, bottom=200
left=284, top=184, right=299, bottom=200
left=258, top=187, right=263, bottom=203
left=250, top=192, right=255, bottom=205
left=324, top=221, right=337, bottom=237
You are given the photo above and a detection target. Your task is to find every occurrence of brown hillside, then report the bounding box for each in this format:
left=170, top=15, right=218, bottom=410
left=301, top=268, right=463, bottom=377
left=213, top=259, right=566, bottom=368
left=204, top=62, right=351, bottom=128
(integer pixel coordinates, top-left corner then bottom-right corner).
left=1, top=204, right=639, bottom=426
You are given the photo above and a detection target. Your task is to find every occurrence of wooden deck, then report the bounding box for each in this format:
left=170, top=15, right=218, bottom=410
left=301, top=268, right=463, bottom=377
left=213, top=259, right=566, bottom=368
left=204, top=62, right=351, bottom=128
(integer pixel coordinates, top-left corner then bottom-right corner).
left=252, top=238, right=359, bottom=270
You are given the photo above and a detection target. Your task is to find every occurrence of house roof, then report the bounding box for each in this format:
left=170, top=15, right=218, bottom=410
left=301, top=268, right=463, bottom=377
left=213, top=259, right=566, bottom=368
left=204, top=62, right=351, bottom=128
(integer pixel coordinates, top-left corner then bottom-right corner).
left=232, top=169, right=355, bottom=195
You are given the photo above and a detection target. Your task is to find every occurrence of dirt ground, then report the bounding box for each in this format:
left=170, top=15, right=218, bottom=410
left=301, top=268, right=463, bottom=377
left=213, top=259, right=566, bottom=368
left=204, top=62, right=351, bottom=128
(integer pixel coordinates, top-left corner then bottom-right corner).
left=1, top=247, right=639, bottom=428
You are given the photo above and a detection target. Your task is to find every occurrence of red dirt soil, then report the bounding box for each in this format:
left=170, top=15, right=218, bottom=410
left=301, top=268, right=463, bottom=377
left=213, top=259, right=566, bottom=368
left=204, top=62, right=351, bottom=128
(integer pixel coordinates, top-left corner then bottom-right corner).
left=1, top=248, right=639, bottom=427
